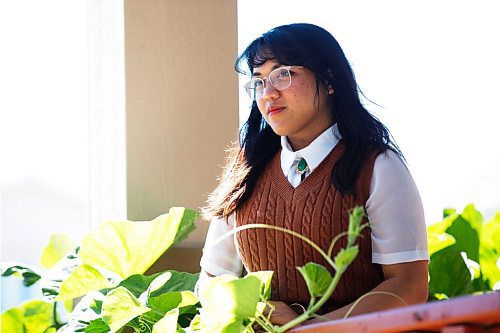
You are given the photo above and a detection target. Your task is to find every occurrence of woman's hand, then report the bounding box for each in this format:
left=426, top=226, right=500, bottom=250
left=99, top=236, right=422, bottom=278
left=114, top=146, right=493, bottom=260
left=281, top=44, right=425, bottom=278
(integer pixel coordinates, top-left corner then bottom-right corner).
left=267, top=301, right=299, bottom=326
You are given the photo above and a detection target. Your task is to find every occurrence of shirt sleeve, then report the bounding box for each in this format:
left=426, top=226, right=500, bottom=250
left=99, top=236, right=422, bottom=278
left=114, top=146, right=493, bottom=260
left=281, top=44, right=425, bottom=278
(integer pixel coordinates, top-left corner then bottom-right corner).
left=199, top=215, right=244, bottom=276
left=366, top=150, right=430, bottom=264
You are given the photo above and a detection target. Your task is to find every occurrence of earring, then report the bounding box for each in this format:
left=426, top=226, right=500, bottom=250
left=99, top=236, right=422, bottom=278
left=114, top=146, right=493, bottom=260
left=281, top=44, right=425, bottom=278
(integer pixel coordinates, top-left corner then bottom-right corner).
left=327, top=85, right=334, bottom=95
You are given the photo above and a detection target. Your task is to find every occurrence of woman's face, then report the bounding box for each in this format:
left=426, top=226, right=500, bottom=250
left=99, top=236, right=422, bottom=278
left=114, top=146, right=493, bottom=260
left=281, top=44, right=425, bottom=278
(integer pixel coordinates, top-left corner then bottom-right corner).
left=253, top=60, right=333, bottom=151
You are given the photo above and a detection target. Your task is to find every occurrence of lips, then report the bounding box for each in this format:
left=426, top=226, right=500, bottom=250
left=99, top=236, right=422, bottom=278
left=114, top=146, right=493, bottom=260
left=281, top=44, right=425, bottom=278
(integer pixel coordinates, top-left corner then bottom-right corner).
left=267, top=106, right=285, bottom=116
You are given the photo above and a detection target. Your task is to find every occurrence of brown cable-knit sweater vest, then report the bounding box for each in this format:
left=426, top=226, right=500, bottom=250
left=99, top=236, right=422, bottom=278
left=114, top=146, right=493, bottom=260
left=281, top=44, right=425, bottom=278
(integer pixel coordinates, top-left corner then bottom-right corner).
left=235, top=142, right=385, bottom=309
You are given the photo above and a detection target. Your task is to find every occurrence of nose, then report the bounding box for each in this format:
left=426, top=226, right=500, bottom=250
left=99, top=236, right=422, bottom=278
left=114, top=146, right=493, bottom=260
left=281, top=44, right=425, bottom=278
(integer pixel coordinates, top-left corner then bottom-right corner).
left=261, top=81, right=280, bottom=101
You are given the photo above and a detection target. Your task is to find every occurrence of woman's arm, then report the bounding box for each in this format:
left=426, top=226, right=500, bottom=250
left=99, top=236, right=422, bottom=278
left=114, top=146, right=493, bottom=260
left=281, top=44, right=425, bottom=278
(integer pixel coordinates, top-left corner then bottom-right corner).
left=199, top=215, right=243, bottom=277
left=268, top=260, right=428, bottom=325
left=196, top=215, right=243, bottom=297
left=309, top=260, right=429, bottom=321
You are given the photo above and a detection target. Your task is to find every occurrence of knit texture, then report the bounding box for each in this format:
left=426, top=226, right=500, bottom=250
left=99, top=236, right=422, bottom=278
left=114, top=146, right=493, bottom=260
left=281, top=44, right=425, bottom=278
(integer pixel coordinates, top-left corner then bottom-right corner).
left=235, top=142, right=385, bottom=309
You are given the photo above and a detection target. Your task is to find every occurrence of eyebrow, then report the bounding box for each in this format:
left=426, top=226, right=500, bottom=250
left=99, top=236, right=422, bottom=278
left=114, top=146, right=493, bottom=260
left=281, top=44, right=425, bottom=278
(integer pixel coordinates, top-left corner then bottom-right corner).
left=252, top=63, right=282, bottom=77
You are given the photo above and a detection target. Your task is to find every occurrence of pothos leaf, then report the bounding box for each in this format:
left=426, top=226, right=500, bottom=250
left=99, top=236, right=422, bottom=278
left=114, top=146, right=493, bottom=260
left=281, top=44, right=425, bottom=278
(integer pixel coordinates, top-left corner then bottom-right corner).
left=446, top=215, right=480, bottom=262
left=198, top=274, right=262, bottom=328
left=40, top=233, right=78, bottom=270
left=82, top=318, right=110, bottom=333
left=102, top=286, right=151, bottom=332
left=152, top=308, right=179, bottom=333
left=188, top=314, right=201, bottom=331
left=148, top=292, right=182, bottom=313
left=197, top=316, right=246, bottom=333
left=177, top=290, right=198, bottom=308
left=41, top=250, right=82, bottom=301
left=428, top=211, right=458, bottom=235
left=116, top=272, right=163, bottom=298
left=347, top=206, right=366, bottom=247
left=479, top=212, right=500, bottom=290
left=1, top=264, right=41, bottom=287
left=443, top=208, right=456, bottom=218
left=90, top=299, right=104, bottom=314
left=149, top=272, right=174, bottom=294
left=1, top=307, right=24, bottom=333
left=148, top=290, right=199, bottom=315
left=78, top=207, right=199, bottom=279
left=427, top=232, right=456, bottom=257
left=429, top=246, right=472, bottom=298
left=55, top=264, right=115, bottom=301
left=247, top=271, right=273, bottom=300
left=460, top=204, right=483, bottom=234
left=149, top=271, right=200, bottom=296
left=196, top=272, right=272, bottom=331
left=333, top=246, right=359, bottom=272
left=297, top=262, right=333, bottom=298
left=58, top=291, right=106, bottom=333
left=23, top=300, right=55, bottom=332
left=138, top=271, right=200, bottom=315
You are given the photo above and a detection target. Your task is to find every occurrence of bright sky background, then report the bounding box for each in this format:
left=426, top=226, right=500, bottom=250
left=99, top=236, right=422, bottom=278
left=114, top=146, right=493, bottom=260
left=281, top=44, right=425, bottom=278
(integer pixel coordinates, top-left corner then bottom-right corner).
left=237, top=0, right=500, bottom=224
left=0, top=0, right=498, bottom=231
left=0, top=1, right=89, bottom=202
left=0, top=0, right=90, bottom=310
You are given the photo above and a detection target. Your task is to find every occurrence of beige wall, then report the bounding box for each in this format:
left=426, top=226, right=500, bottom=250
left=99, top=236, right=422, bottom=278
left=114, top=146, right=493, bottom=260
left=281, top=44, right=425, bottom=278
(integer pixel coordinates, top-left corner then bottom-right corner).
left=125, top=0, right=238, bottom=272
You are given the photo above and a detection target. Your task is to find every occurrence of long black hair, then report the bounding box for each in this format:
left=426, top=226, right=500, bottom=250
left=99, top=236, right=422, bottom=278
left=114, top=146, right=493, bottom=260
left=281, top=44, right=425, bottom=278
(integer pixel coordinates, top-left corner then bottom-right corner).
left=203, top=23, right=401, bottom=220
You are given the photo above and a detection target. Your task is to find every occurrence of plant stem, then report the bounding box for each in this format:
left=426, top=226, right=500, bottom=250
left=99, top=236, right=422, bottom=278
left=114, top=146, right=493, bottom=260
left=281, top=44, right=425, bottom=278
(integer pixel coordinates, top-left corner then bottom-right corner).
left=254, top=315, right=277, bottom=332
left=206, top=224, right=336, bottom=269
left=210, top=224, right=354, bottom=332
left=343, top=291, right=407, bottom=319
left=327, top=231, right=349, bottom=258
left=206, top=217, right=367, bottom=333
left=52, top=301, right=64, bottom=329
left=276, top=267, right=345, bottom=333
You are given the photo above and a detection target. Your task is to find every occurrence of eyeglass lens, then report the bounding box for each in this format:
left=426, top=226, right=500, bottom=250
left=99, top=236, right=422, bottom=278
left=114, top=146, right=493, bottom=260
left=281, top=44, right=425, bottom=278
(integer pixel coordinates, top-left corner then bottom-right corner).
left=246, top=67, right=292, bottom=100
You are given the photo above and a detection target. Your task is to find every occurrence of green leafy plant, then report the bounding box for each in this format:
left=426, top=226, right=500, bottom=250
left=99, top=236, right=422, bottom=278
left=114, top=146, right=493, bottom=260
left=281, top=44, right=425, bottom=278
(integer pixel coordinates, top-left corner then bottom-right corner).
left=7, top=203, right=496, bottom=333
left=1, top=207, right=200, bottom=333
left=192, top=205, right=369, bottom=333
left=427, top=204, right=500, bottom=300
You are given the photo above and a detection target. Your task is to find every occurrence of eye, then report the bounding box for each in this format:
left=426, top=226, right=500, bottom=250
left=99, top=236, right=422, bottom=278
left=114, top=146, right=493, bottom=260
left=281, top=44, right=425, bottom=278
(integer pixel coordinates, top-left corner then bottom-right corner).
left=252, top=78, right=264, bottom=89
left=276, top=68, right=291, bottom=80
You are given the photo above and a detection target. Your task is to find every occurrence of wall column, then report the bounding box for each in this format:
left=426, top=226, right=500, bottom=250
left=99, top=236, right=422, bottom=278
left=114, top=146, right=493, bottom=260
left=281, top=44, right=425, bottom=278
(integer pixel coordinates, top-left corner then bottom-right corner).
left=124, top=0, right=239, bottom=272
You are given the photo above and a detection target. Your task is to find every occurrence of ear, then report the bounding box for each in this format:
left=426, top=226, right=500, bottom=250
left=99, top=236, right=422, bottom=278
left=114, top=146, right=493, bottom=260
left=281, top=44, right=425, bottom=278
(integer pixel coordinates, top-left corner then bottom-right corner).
left=326, top=69, right=335, bottom=94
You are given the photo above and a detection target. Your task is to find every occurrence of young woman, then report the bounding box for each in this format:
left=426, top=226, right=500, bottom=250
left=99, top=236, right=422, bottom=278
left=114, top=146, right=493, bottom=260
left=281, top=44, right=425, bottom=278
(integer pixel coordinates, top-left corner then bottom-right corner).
left=199, top=23, right=429, bottom=325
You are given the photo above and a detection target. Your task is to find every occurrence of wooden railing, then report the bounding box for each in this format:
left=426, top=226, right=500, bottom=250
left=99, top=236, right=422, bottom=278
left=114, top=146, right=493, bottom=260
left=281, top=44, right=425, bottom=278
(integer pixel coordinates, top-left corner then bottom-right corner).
left=291, top=292, right=500, bottom=333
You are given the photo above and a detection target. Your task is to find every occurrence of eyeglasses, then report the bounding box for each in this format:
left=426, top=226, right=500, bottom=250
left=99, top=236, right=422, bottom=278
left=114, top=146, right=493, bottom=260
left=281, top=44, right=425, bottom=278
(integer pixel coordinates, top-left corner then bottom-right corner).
left=244, top=65, right=304, bottom=100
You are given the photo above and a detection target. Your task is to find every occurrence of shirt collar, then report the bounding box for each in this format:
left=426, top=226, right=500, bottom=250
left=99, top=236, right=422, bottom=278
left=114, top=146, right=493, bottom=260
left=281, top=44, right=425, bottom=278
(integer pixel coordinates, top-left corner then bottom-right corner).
left=280, top=123, right=342, bottom=177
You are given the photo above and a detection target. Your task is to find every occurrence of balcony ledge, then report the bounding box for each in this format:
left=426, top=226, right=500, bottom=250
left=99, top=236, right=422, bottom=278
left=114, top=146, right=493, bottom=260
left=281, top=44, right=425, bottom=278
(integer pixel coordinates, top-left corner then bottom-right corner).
left=291, top=292, right=500, bottom=333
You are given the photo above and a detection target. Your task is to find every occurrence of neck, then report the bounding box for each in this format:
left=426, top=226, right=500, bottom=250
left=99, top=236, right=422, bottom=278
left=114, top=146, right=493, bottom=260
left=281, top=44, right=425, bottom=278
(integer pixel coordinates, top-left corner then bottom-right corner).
left=288, top=137, right=312, bottom=151
left=287, top=122, right=334, bottom=151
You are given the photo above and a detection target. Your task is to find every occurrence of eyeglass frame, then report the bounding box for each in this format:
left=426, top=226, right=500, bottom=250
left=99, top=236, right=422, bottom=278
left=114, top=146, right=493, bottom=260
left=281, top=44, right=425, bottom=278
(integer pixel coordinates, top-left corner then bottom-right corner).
left=244, top=65, right=305, bottom=100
